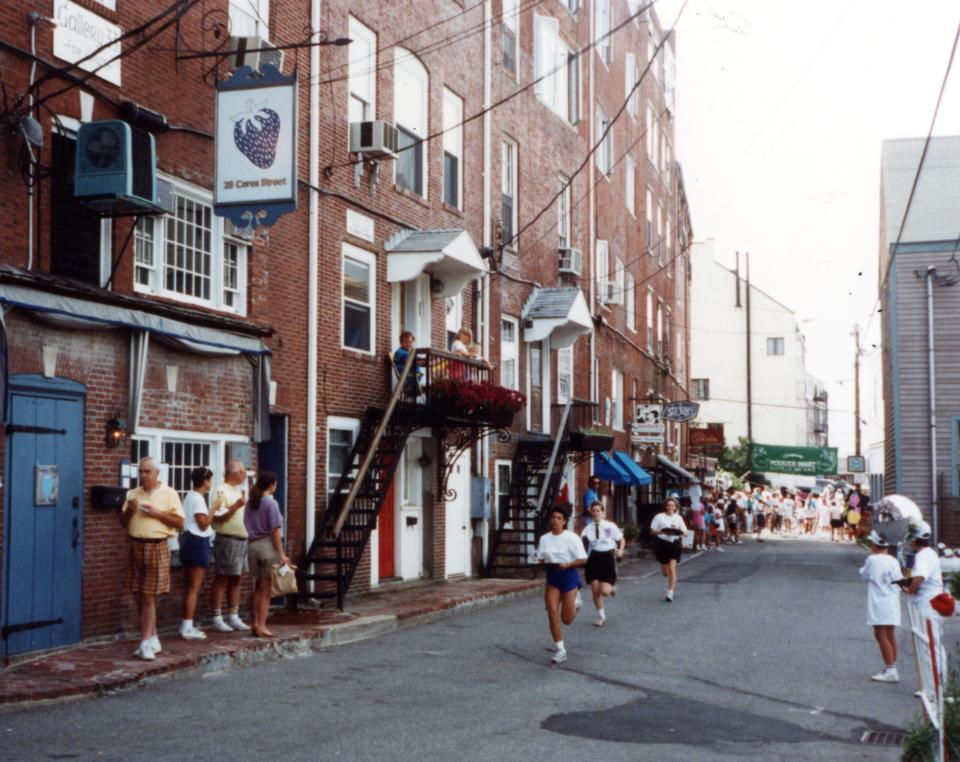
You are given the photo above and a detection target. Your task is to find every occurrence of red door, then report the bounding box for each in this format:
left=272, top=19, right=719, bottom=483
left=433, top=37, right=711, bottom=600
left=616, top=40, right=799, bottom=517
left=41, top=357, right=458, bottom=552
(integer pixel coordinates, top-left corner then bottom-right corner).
left=378, top=479, right=396, bottom=578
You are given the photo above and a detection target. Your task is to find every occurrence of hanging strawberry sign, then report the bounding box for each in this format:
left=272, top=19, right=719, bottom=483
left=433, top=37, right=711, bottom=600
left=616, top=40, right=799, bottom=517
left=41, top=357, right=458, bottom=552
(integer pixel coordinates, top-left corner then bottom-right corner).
left=214, top=64, right=298, bottom=233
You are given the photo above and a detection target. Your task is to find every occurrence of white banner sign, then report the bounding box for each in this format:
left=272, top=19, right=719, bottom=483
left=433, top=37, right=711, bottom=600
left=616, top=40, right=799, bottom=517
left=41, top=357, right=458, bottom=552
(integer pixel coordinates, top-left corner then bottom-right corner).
left=635, top=404, right=663, bottom=426
left=53, top=1, right=123, bottom=86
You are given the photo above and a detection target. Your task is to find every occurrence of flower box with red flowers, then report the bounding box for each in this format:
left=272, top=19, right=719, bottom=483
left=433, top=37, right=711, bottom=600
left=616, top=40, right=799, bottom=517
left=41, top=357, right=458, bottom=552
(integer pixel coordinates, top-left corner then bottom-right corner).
left=431, top=378, right=525, bottom=425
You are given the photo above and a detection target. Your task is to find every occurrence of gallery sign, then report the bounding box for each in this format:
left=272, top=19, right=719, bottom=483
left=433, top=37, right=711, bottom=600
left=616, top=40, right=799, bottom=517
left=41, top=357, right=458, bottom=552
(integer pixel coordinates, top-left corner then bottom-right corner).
left=53, top=0, right=123, bottom=86
left=662, top=401, right=700, bottom=423
left=215, top=65, right=298, bottom=231
left=749, top=443, right=838, bottom=476
left=632, top=403, right=664, bottom=445
left=689, top=424, right=724, bottom=448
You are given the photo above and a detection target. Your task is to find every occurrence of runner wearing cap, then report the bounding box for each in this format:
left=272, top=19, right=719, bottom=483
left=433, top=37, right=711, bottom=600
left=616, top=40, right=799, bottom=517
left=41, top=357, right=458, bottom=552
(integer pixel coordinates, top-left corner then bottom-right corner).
left=858, top=530, right=901, bottom=683
left=905, top=521, right=944, bottom=626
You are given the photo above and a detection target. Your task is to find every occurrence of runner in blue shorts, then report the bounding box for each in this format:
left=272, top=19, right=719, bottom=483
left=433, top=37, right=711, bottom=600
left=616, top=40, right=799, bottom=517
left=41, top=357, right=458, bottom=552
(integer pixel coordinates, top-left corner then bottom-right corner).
left=536, top=505, right=587, bottom=664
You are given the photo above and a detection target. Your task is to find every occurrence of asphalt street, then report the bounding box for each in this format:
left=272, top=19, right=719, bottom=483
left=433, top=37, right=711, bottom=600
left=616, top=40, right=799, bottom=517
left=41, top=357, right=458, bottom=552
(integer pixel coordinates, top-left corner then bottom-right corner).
left=2, top=536, right=923, bottom=761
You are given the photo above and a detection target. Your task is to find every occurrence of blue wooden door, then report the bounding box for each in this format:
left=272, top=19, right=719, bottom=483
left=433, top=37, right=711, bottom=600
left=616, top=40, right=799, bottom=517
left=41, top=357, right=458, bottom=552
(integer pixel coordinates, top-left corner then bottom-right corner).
left=257, top=414, right=288, bottom=527
left=3, top=376, right=85, bottom=657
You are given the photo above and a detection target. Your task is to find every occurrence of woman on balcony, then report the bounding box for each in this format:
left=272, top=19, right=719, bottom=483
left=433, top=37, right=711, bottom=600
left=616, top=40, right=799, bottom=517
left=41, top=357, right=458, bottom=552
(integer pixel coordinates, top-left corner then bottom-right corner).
left=580, top=502, right=625, bottom=627
left=536, top=505, right=587, bottom=665
left=651, top=496, right=688, bottom=602
left=450, top=327, right=492, bottom=377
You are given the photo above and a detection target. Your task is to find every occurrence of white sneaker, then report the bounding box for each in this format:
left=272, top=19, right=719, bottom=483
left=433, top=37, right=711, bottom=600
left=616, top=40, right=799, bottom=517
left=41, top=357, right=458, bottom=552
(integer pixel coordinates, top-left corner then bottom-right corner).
left=593, top=614, right=606, bottom=627
left=716, top=547, right=724, bottom=553
left=134, top=641, right=156, bottom=661
left=551, top=648, right=568, bottom=664
left=226, top=615, right=250, bottom=631
left=148, top=635, right=162, bottom=653
left=871, top=669, right=900, bottom=683
left=180, top=626, right=207, bottom=640
left=574, top=593, right=583, bottom=611
left=665, top=590, right=674, bottom=602
left=211, top=617, right=234, bottom=633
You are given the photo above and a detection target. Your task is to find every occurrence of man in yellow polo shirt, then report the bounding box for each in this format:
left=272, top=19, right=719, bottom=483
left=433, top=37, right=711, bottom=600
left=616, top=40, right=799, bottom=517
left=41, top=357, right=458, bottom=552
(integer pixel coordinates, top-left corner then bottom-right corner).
left=209, top=460, right=250, bottom=632
left=121, top=457, right=184, bottom=661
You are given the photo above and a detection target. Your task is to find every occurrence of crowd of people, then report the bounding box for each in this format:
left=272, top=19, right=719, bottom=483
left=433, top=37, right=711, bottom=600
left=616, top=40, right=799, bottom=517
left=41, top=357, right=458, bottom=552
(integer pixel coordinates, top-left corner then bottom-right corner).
left=123, top=457, right=290, bottom=661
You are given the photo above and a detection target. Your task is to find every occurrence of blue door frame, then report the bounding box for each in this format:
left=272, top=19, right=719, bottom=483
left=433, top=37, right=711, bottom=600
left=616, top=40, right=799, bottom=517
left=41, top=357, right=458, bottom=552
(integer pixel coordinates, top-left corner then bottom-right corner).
left=2, top=375, right=86, bottom=658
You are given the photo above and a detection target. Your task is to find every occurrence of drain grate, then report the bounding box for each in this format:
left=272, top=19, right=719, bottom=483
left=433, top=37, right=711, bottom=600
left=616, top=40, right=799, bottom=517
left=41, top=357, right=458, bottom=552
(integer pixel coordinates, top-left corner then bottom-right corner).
left=861, top=730, right=905, bottom=746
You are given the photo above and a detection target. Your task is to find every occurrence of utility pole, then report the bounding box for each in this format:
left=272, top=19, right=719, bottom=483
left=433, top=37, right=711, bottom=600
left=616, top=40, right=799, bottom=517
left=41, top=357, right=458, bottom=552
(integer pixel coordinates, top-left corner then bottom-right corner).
left=852, top=324, right=861, bottom=456
left=745, top=252, right=753, bottom=442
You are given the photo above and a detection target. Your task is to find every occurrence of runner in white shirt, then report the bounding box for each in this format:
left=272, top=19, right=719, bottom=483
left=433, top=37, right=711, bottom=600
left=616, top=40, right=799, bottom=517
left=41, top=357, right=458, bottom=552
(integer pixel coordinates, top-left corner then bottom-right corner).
left=650, top=496, right=688, bottom=602
left=580, top=502, right=625, bottom=627
left=858, top=530, right=902, bottom=682
left=536, top=505, right=587, bottom=664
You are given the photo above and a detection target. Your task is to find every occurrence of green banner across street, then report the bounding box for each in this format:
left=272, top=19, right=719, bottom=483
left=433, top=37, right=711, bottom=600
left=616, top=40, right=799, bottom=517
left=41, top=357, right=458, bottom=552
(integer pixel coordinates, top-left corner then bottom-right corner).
left=749, top=443, right=838, bottom=476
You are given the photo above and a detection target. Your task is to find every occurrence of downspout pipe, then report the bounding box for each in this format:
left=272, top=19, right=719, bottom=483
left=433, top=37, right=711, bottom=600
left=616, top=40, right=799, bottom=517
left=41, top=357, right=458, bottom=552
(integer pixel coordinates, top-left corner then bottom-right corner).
left=306, top=0, right=321, bottom=559
left=925, top=266, right=939, bottom=545
left=481, top=0, right=492, bottom=565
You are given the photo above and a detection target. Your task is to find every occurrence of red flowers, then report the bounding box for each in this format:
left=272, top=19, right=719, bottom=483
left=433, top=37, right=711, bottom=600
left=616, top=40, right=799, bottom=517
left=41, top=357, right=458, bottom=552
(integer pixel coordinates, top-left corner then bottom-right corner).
left=432, top=378, right=525, bottom=422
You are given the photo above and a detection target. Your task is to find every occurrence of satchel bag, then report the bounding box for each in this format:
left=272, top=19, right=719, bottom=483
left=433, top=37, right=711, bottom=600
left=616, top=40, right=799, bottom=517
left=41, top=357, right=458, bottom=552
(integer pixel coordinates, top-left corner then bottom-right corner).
left=270, top=563, right=299, bottom=597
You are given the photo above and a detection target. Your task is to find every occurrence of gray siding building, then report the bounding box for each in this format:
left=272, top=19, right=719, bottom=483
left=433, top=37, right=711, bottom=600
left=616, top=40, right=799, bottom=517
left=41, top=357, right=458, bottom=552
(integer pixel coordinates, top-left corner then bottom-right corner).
left=880, top=136, right=960, bottom=541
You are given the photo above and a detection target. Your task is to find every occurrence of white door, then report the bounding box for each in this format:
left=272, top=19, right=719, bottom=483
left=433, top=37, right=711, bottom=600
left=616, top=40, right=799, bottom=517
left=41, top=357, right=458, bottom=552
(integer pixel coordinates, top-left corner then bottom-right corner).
left=444, top=450, right=471, bottom=577
left=399, top=436, right=424, bottom=581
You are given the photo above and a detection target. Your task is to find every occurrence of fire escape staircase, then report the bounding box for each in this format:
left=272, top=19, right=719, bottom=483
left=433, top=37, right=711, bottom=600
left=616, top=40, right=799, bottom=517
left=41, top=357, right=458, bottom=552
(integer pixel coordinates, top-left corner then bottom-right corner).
left=296, top=350, right=421, bottom=609
left=487, top=400, right=573, bottom=577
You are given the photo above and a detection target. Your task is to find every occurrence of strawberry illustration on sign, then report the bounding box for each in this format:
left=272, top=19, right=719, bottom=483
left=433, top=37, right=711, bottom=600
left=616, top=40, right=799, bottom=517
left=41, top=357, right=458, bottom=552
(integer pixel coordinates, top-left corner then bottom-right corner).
left=232, top=99, right=280, bottom=169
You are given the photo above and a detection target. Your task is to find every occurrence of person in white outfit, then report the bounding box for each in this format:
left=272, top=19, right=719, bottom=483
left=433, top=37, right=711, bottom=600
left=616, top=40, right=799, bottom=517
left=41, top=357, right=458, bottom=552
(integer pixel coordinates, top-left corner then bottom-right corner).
left=580, top=502, right=625, bottom=627
left=536, top=505, right=587, bottom=664
left=651, top=497, right=688, bottom=602
left=905, top=521, right=944, bottom=629
left=858, top=530, right=901, bottom=683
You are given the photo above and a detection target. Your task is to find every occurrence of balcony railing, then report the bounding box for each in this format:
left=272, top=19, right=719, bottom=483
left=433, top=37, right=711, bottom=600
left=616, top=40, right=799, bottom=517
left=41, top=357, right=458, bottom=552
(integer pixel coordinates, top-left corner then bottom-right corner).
left=550, top=399, right=612, bottom=450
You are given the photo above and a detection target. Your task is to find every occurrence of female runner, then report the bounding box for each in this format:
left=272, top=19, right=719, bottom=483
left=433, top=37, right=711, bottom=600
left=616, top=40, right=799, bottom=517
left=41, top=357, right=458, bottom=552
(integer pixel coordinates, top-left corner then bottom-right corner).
left=536, top=504, right=587, bottom=664
left=650, top=496, right=688, bottom=602
left=580, top=502, right=625, bottom=626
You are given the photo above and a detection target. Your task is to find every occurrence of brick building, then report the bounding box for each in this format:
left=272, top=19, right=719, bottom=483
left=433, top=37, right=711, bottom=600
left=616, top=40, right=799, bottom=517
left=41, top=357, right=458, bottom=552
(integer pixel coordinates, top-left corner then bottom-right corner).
left=0, top=0, right=691, bottom=658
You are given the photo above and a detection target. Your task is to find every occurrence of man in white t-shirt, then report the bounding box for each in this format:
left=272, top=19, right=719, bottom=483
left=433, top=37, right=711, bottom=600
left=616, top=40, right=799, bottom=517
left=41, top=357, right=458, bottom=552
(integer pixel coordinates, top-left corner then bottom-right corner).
left=906, top=521, right=944, bottom=627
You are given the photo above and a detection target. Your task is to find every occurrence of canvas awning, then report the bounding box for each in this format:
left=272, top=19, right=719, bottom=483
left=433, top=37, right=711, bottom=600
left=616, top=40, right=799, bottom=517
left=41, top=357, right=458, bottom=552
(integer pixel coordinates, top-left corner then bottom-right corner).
left=522, top=287, right=592, bottom=348
left=385, top=229, right=486, bottom=298
left=613, top=451, right=653, bottom=486
left=657, top=455, right=697, bottom=485
left=594, top=451, right=631, bottom=485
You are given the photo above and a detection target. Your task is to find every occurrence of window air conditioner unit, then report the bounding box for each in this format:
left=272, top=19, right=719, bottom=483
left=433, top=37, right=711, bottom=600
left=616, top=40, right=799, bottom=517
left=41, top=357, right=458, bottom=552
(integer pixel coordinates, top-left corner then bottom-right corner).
left=558, top=247, right=583, bottom=276
left=350, top=121, right=399, bottom=159
left=74, top=120, right=159, bottom=216
left=227, top=36, right=284, bottom=72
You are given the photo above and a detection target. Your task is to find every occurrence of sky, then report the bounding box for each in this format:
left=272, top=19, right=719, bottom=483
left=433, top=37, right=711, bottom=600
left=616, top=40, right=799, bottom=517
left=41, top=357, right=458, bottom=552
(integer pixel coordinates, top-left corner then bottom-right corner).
left=656, top=0, right=960, bottom=459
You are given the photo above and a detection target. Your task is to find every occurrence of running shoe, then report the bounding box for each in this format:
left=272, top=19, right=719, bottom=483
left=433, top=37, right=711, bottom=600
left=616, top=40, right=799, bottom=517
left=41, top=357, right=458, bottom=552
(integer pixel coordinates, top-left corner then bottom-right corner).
left=551, top=648, right=568, bottom=664
left=665, top=590, right=674, bottom=602
left=593, top=615, right=606, bottom=627
left=575, top=592, right=583, bottom=610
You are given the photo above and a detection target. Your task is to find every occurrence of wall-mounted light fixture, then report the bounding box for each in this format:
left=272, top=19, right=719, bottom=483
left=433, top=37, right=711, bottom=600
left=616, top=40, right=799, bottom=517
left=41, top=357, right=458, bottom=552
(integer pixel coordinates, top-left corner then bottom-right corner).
left=105, top=416, right=128, bottom=449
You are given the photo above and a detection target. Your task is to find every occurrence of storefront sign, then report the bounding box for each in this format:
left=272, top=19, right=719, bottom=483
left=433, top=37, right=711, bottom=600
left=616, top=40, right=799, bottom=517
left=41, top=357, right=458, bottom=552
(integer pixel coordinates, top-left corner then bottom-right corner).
left=662, top=400, right=699, bottom=422
left=689, top=424, right=724, bottom=447
left=215, top=65, right=298, bottom=231
left=53, top=1, right=123, bottom=86
left=635, top=403, right=663, bottom=426
left=749, top=443, right=838, bottom=476
left=846, top=455, right=866, bottom=473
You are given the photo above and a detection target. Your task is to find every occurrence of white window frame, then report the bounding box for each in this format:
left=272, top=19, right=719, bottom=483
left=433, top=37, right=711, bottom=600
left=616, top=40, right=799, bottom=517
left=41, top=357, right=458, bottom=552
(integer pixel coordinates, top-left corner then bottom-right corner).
left=625, top=154, right=635, bottom=216
left=442, top=87, right=464, bottom=209
left=626, top=272, right=636, bottom=332
left=656, top=298, right=664, bottom=359
left=393, top=48, right=429, bottom=198
left=611, top=368, right=624, bottom=431
left=646, top=106, right=656, bottom=160
left=646, top=188, right=654, bottom=253
left=501, top=315, right=519, bottom=390
left=595, top=239, right=609, bottom=304
left=665, top=211, right=673, bottom=277
left=596, top=108, right=612, bottom=175
left=614, top=256, right=625, bottom=304
left=649, top=26, right=659, bottom=83
left=646, top=288, right=654, bottom=352
left=557, top=175, right=572, bottom=248
left=767, top=337, right=785, bottom=356
left=130, top=427, right=247, bottom=497
left=657, top=202, right=664, bottom=265
left=229, top=0, right=270, bottom=39
left=692, top=379, right=710, bottom=401
left=534, top=15, right=574, bottom=123
left=501, top=138, right=518, bottom=249
left=327, top=416, right=360, bottom=500
left=494, top=459, right=513, bottom=526
left=625, top=52, right=637, bottom=117
left=557, top=345, right=573, bottom=403
left=342, top=242, right=377, bottom=355
left=348, top=16, right=377, bottom=123
left=134, top=174, right=248, bottom=316
left=502, top=0, right=519, bottom=76
left=595, top=0, right=611, bottom=66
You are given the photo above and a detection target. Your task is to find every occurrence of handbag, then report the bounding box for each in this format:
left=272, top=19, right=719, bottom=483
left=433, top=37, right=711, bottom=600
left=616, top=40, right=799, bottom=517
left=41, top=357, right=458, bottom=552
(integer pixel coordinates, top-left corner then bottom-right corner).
left=270, top=563, right=298, bottom=597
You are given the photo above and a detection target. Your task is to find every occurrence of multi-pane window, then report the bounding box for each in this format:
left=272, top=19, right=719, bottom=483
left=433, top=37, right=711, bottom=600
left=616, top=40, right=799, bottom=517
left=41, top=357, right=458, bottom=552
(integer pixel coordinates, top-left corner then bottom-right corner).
left=342, top=244, right=376, bottom=353
left=646, top=289, right=654, bottom=352
left=626, top=272, right=635, bottom=331
left=596, top=239, right=609, bottom=299
left=596, top=109, right=612, bottom=175
left=557, top=176, right=571, bottom=248
left=625, top=53, right=637, bottom=117
left=767, top=337, right=785, bottom=356
left=611, top=369, right=624, bottom=430
left=501, top=316, right=519, bottom=390
left=327, top=419, right=358, bottom=497
left=501, top=139, right=517, bottom=248
left=534, top=15, right=577, bottom=123
left=394, top=48, right=428, bottom=197
left=502, top=0, right=519, bottom=74
left=495, top=461, right=512, bottom=525
left=134, top=181, right=248, bottom=315
left=348, top=16, right=376, bottom=123
left=625, top=155, right=635, bottom=215
left=595, top=0, right=611, bottom=64
left=656, top=299, right=664, bottom=359
left=647, top=106, right=656, bottom=160
left=649, top=26, right=659, bottom=82
left=557, top=346, right=573, bottom=403
left=657, top=203, right=664, bottom=265
left=691, top=379, right=710, bottom=401
left=614, top=257, right=625, bottom=304
left=646, top=188, right=654, bottom=252
left=665, top=212, right=672, bottom=277
left=162, top=441, right=212, bottom=502
left=442, top=88, right=463, bottom=209
left=127, top=438, right=151, bottom=489
left=229, top=0, right=269, bottom=38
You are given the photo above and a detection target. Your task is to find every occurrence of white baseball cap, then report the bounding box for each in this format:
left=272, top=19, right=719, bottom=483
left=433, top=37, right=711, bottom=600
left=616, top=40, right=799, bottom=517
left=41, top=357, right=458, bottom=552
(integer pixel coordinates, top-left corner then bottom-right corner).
left=913, top=521, right=933, bottom=540
left=868, top=530, right=890, bottom=547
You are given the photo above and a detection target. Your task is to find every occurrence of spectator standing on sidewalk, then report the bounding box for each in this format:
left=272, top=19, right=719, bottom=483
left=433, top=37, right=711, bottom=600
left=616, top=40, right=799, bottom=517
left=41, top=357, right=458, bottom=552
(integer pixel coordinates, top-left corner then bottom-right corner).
left=905, top=521, right=944, bottom=627
left=859, top=530, right=901, bottom=683
left=582, top=476, right=601, bottom=527
left=829, top=497, right=845, bottom=542
left=536, top=505, right=587, bottom=664
left=179, top=466, right=215, bottom=640
left=651, top=496, right=689, bottom=602
left=121, top=457, right=184, bottom=661
left=245, top=471, right=290, bottom=638
left=581, top=502, right=625, bottom=627
left=690, top=494, right=706, bottom=551
left=210, top=460, right=251, bottom=632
